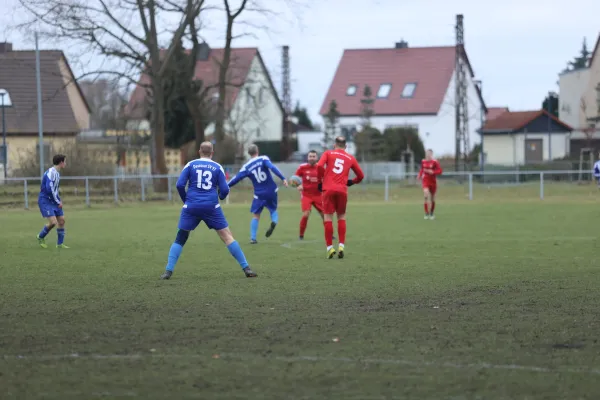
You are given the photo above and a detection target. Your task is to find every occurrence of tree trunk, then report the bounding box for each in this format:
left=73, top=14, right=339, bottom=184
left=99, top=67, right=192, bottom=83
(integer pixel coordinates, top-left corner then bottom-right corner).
left=151, top=80, right=169, bottom=191
left=214, top=16, right=235, bottom=162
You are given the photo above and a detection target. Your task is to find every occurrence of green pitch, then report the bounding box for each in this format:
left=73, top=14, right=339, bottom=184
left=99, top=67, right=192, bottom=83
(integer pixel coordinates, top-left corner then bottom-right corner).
left=1, top=198, right=599, bottom=399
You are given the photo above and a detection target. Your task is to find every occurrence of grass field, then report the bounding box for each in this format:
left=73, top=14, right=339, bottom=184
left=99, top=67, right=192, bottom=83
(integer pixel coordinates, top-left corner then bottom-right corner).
left=1, top=194, right=600, bottom=399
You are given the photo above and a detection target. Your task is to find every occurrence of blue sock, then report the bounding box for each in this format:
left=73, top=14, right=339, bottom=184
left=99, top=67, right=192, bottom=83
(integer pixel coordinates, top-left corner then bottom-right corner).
left=227, top=241, right=249, bottom=268
left=166, top=243, right=183, bottom=272
left=250, top=218, right=259, bottom=241
left=57, top=228, right=65, bottom=245
left=38, top=225, right=51, bottom=239
left=271, top=210, right=279, bottom=224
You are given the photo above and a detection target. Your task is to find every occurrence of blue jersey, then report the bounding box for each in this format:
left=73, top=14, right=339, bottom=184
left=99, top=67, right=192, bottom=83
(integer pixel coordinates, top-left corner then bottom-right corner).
left=228, top=156, right=286, bottom=197
left=177, top=158, right=229, bottom=207
left=594, top=161, right=600, bottom=180
left=39, top=166, right=61, bottom=205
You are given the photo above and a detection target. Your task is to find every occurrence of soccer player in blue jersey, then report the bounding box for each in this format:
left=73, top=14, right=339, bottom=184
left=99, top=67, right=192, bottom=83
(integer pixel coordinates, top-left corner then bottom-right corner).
left=594, top=156, right=600, bottom=186
left=227, top=144, right=288, bottom=244
left=37, top=154, right=69, bottom=249
left=160, top=142, right=257, bottom=279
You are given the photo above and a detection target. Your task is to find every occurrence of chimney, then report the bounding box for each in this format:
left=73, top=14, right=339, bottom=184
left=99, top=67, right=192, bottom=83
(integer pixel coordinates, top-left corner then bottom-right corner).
left=395, top=40, right=408, bottom=49
left=0, top=42, right=13, bottom=53
left=197, top=42, right=211, bottom=61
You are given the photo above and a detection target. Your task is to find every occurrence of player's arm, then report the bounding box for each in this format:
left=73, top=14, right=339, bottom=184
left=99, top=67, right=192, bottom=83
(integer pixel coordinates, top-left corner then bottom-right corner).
left=432, top=161, right=443, bottom=176
left=594, top=162, right=600, bottom=178
left=347, top=159, right=365, bottom=186
left=264, top=158, right=286, bottom=182
left=48, top=171, right=61, bottom=205
left=294, top=165, right=304, bottom=191
left=227, top=168, right=247, bottom=188
left=417, top=163, right=424, bottom=180
left=175, top=166, right=189, bottom=203
left=316, top=151, right=328, bottom=180
left=217, top=167, right=230, bottom=200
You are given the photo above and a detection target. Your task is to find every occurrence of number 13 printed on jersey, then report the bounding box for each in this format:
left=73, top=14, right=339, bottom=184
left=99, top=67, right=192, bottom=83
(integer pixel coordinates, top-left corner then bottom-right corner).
left=196, top=170, right=213, bottom=189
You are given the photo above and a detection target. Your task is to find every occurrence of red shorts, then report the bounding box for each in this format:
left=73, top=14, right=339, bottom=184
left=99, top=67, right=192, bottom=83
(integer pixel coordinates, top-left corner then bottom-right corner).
left=322, top=191, right=348, bottom=215
left=422, top=182, right=437, bottom=195
left=301, top=193, right=324, bottom=213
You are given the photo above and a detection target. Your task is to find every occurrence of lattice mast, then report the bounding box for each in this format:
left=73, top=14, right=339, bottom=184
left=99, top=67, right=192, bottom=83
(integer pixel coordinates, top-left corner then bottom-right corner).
left=281, top=45, right=292, bottom=159
left=455, top=14, right=470, bottom=172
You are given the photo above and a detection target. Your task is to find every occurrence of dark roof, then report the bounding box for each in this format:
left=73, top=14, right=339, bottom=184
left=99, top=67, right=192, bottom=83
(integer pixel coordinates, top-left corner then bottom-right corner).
left=126, top=47, right=283, bottom=119
left=481, top=110, right=573, bottom=134
left=319, top=45, right=485, bottom=116
left=0, top=48, right=90, bottom=135
left=486, top=107, right=509, bottom=121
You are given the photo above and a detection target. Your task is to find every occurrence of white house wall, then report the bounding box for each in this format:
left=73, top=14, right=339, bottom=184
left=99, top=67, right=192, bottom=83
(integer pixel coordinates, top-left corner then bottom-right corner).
left=558, top=68, right=590, bottom=129
left=329, top=68, right=485, bottom=157
left=484, top=133, right=569, bottom=165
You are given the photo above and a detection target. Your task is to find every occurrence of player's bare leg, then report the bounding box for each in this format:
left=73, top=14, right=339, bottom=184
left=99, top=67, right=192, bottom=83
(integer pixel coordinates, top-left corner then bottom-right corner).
left=55, top=215, right=69, bottom=248
left=217, top=227, right=257, bottom=277
left=323, top=213, right=336, bottom=258
left=423, top=188, right=431, bottom=219
left=337, top=213, right=347, bottom=258
left=299, top=209, right=311, bottom=239
left=430, top=193, right=436, bottom=220
left=250, top=213, right=260, bottom=244
left=37, top=216, right=57, bottom=248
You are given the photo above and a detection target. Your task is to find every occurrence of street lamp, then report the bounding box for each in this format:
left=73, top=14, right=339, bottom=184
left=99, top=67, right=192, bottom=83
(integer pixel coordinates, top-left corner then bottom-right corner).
left=0, top=88, right=13, bottom=180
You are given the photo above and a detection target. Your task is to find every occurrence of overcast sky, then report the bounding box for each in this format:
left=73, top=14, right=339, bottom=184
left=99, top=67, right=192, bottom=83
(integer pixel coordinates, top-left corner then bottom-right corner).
left=1, top=0, right=599, bottom=125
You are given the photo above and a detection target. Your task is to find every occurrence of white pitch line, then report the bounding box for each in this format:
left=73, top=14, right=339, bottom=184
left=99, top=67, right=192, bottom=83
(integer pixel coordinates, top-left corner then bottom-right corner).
left=4, top=352, right=600, bottom=376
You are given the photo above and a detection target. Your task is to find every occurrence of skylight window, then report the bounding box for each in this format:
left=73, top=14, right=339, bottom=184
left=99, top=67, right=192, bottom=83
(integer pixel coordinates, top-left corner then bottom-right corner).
left=377, top=84, right=391, bottom=98
left=401, top=83, right=417, bottom=98
left=346, top=85, right=357, bottom=96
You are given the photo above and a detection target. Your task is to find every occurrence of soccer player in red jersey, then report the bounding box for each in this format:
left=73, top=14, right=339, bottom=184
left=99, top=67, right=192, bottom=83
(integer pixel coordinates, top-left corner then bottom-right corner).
left=317, top=136, right=364, bottom=259
left=417, top=149, right=443, bottom=220
left=295, top=150, right=329, bottom=240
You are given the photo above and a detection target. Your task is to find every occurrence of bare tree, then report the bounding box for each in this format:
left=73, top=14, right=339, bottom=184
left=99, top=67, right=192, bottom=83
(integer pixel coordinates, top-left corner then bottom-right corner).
left=17, top=0, right=205, bottom=186
left=80, top=79, right=129, bottom=130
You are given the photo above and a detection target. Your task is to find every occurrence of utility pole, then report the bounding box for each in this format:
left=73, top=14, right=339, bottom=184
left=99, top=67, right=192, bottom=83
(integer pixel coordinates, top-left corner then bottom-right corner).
left=454, top=14, right=470, bottom=173
left=281, top=45, right=292, bottom=160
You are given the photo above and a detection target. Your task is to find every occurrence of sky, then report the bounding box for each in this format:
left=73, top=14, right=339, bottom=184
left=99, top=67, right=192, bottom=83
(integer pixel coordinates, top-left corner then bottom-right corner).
left=1, top=0, right=599, bottom=125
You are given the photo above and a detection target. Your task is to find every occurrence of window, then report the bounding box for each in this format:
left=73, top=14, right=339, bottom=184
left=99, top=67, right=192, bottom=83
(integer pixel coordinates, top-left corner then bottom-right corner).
left=0, top=144, right=7, bottom=165
left=377, top=84, right=392, bottom=98
left=401, top=83, right=417, bottom=98
left=346, top=85, right=357, bottom=96
left=340, top=125, right=357, bottom=141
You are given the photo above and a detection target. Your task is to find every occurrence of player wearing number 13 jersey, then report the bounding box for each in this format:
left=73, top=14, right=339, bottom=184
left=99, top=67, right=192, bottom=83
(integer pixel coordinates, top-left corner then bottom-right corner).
left=160, top=142, right=256, bottom=280
left=317, top=136, right=364, bottom=259
left=228, top=144, right=288, bottom=243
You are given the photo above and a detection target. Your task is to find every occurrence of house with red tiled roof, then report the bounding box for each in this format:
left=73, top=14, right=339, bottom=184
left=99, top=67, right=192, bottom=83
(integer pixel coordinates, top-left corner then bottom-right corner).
left=479, top=109, right=573, bottom=165
left=126, top=43, right=284, bottom=157
left=558, top=33, right=600, bottom=157
left=319, top=41, right=486, bottom=156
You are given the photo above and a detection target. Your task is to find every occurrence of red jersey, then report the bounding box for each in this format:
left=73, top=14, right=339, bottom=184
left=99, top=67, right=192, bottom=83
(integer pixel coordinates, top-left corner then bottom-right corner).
left=295, top=163, right=321, bottom=196
left=317, top=149, right=364, bottom=193
left=418, top=159, right=442, bottom=184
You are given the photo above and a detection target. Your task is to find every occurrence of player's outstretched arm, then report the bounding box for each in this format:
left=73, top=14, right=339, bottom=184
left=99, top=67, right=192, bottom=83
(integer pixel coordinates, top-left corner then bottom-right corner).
left=227, top=169, right=247, bottom=188
left=264, top=158, right=286, bottom=182
left=217, top=168, right=230, bottom=200
left=176, top=166, right=190, bottom=203
left=350, top=159, right=365, bottom=185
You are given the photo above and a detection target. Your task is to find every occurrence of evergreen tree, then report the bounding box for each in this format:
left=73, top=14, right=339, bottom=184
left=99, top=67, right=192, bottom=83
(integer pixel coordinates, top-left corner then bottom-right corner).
left=360, top=85, right=374, bottom=129
left=292, top=101, right=314, bottom=130
left=382, top=126, right=425, bottom=162
left=568, top=38, right=591, bottom=71
left=542, top=92, right=559, bottom=118
left=323, top=100, right=340, bottom=149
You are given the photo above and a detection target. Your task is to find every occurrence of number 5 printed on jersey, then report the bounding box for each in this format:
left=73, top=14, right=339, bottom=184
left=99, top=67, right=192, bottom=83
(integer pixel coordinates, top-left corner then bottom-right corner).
left=196, top=170, right=213, bottom=189
left=332, top=158, right=344, bottom=174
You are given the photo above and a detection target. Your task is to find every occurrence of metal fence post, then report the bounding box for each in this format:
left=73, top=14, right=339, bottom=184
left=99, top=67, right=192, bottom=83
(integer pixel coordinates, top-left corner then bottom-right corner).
left=540, top=172, right=544, bottom=200
left=85, top=177, right=90, bottom=207
left=167, top=175, right=172, bottom=201
left=468, top=173, right=473, bottom=200
left=113, top=177, right=118, bottom=204
left=384, top=174, right=389, bottom=202
left=141, top=177, right=146, bottom=201
left=23, top=179, right=29, bottom=209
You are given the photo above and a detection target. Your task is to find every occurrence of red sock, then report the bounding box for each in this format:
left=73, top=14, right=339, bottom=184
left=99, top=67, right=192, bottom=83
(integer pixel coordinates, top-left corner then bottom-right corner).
left=431, top=201, right=436, bottom=214
left=424, top=203, right=429, bottom=214
left=338, top=220, right=346, bottom=244
left=299, top=216, right=308, bottom=237
left=324, top=221, right=334, bottom=246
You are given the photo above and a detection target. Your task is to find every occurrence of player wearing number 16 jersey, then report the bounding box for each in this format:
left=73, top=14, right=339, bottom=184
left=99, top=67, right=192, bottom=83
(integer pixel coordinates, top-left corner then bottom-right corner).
left=228, top=144, right=288, bottom=243
left=160, top=142, right=256, bottom=279
left=317, top=136, right=364, bottom=259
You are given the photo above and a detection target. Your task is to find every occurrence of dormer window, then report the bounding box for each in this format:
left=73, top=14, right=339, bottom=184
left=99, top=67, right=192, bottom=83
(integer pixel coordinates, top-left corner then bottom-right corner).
left=346, top=85, right=357, bottom=96
left=401, top=83, right=417, bottom=98
left=377, top=84, right=391, bottom=98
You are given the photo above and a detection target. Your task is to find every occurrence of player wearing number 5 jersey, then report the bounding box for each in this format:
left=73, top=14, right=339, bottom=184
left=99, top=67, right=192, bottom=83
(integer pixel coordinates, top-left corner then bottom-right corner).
left=160, top=142, right=256, bottom=280
left=317, top=136, right=364, bottom=259
left=228, top=144, right=288, bottom=243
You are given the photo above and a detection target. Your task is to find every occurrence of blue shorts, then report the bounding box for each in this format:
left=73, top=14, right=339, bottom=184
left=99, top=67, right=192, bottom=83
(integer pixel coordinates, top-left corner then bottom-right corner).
left=250, top=193, right=278, bottom=215
left=38, top=200, right=64, bottom=218
left=178, top=205, right=228, bottom=231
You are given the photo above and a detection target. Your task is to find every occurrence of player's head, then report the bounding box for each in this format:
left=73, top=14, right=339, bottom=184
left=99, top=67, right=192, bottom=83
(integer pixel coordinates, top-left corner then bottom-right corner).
left=307, top=150, right=318, bottom=165
left=334, top=136, right=346, bottom=150
left=199, top=141, right=214, bottom=159
left=425, top=149, right=433, bottom=160
left=53, top=154, right=67, bottom=169
left=248, top=144, right=259, bottom=157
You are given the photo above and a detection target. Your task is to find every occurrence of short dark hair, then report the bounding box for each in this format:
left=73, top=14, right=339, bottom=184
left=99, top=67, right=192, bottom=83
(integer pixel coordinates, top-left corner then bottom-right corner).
left=427, top=149, right=433, bottom=153
left=334, top=136, right=346, bottom=147
left=308, top=150, right=318, bottom=155
left=248, top=144, right=259, bottom=156
left=53, top=154, right=66, bottom=165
